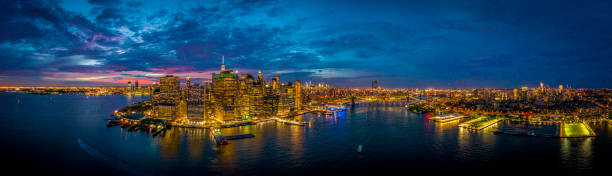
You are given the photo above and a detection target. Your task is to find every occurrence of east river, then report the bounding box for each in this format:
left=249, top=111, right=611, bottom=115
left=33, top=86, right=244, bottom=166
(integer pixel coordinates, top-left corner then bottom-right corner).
left=1, top=92, right=610, bottom=175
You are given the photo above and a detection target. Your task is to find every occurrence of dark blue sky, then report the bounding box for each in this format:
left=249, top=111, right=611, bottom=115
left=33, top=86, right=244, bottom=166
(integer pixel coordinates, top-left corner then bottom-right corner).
left=1, top=0, right=611, bottom=88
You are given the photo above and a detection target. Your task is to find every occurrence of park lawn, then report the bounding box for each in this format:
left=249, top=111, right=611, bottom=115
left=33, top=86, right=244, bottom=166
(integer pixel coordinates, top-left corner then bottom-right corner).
left=563, top=123, right=592, bottom=137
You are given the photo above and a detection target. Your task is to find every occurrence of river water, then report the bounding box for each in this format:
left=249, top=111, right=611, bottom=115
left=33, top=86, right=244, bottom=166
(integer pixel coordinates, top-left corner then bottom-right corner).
left=0, top=92, right=610, bottom=175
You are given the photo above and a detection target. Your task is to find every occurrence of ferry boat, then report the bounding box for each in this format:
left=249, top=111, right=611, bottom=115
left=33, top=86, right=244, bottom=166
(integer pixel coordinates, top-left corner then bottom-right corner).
left=326, top=105, right=346, bottom=111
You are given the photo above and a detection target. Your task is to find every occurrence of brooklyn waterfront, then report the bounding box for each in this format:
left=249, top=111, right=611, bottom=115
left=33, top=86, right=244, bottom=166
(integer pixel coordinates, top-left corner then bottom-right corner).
left=1, top=92, right=610, bottom=175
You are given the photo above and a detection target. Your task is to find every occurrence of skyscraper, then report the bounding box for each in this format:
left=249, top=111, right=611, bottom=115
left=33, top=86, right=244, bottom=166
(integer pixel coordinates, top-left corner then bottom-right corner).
left=372, top=80, right=378, bottom=89
left=212, top=57, right=238, bottom=122
left=256, top=71, right=264, bottom=84
left=127, top=81, right=132, bottom=93
left=513, top=88, right=519, bottom=100
left=156, top=75, right=181, bottom=120
left=252, top=73, right=265, bottom=119
left=273, top=75, right=280, bottom=90
left=295, top=80, right=301, bottom=111
left=263, top=84, right=278, bottom=117
left=187, top=83, right=205, bottom=121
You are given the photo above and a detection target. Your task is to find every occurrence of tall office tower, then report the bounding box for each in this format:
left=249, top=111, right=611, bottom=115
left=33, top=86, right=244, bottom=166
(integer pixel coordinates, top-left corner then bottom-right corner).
left=286, top=83, right=296, bottom=113
left=185, top=77, right=191, bottom=99
left=295, top=80, right=301, bottom=111
left=277, top=84, right=291, bottom=116
left=256, top=71, right=264, bottom=84
left=263, top=85, right=278, bottom=117
left=252, top=77, right=265, bottom=119
left=236, top=74, right=254, bottom=120
left=513, top=88, right=519, bottom=100
left=186, top=77, right=191, bottom=87
left=203, top=82, right=214, bottom=121
left=127, top=81, right=132, bottom=93
left=156, top=75, right=181, bottom=120
left=178, top=98, right=188, bottom=120
left=187, top=83, right=205, bottom=121
left=273, top=75, right=280, bottom=90
left=212, top=57, right=238, bottom=122
left=558, top=84, right=563, bottom=92
left=372, top=80, right=378, bottom=89
left=135, top=80, right=139, bottom=89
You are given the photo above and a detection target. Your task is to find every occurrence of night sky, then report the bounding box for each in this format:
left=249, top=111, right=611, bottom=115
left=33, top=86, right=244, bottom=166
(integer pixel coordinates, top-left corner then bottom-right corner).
left=1, top=0, right=611, bottom=88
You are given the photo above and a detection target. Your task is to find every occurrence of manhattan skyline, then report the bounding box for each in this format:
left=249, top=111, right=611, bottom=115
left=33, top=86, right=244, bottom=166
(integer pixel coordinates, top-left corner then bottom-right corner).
left=1, top=0, right=612, bottom=88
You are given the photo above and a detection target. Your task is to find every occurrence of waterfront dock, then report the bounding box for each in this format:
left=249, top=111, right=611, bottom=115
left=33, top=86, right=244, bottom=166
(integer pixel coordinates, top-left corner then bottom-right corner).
left=459, top=116, right=502, bottom=130
left=224, top=134, right=255, bottom=140
left=272, top=117, right=308, bottom=126
left=430, top=114, right=464, bottom=123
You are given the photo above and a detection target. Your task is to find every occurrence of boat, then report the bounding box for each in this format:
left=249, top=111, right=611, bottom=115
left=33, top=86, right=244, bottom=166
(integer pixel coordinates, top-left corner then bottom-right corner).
left=128, top=125, right=140, bottom=132
left=106, top=120, right=121, bottom=127
left=326, top=105, right=346, bottom=111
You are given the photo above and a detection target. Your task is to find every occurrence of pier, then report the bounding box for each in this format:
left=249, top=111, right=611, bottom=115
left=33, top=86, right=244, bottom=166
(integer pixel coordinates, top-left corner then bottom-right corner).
left=459, top=116, right=502, bottom=130
left=272, top=117, right=308, bottom=126
left=430, top=114, right=464, bottom=123
left=559, top=122, right=596, bottom=137
left=224, top=134, right=255, bottom=140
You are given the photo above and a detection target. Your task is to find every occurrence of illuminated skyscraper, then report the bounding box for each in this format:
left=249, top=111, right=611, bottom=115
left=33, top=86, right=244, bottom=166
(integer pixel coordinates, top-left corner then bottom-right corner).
left=256, top=71, right=264, bottom=84
left=263, top=84, right=278, bottom=117
left=273, top=75, right=280, bottom=90
left=295, top=80, right=301, bottom=111
left=513, top=88, right=519, bottom=100
left=237, top=74, right=254, bottom=120
left=252, top=74, right=265, bottom=118
left=212, top=57, right=238, bottom=122
left=203, top=82, right=214, bottom=121
left=187, top=83, right=205, bottom=121
left=372, top=80, right=378, bottom=89
left=127, top=81, right=132, bottom=93
left=156, top=75, right=180, bottom=120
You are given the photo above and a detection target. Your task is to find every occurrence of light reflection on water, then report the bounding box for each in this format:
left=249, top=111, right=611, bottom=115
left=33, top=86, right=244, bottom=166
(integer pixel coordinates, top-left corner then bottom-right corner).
left=561, top=137, right=593, bottom=173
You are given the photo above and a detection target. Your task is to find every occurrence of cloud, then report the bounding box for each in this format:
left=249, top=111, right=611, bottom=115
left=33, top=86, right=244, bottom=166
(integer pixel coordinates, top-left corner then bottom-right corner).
left=0, top=0, right=611, bottom=88
left=88, top=0, right=121, bottom=6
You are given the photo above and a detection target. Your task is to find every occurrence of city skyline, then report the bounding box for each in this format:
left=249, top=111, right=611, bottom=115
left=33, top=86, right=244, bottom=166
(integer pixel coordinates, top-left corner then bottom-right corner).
left=1, top=0, right=612, bottom=88
left=1, top=1, right=611, bottom=175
